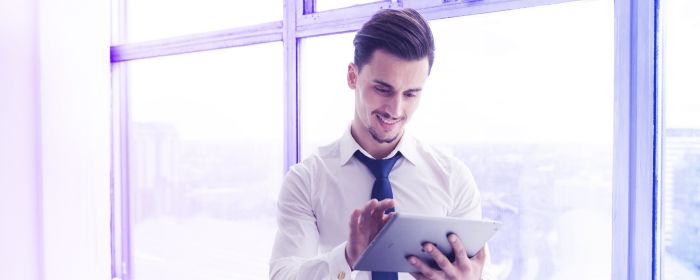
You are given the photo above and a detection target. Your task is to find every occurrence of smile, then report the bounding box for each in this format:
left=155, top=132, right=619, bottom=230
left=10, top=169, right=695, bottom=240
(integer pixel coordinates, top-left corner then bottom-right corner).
left=376, top=113, right=402, bottom=127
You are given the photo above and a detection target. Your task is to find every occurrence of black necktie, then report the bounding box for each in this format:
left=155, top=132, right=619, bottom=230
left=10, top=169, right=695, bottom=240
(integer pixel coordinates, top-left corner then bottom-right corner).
left=354, top=150, right=402, bottom=280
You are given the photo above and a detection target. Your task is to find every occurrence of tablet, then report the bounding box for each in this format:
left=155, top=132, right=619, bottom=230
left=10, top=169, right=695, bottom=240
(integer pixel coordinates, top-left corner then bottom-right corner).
left=352, top=213, right=501, bottom=273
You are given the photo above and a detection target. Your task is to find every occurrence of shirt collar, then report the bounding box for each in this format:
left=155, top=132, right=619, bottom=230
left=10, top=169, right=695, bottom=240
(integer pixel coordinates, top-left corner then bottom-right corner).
left=339, top=124, right=418, bottom=166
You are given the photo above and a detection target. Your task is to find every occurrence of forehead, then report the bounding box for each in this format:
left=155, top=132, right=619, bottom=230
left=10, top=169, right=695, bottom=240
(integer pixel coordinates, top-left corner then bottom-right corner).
left=360, top=49, right=430, bottom=88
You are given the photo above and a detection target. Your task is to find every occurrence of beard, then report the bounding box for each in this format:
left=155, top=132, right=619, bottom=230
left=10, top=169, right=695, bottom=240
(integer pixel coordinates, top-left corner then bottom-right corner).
left=368, top=126, right=400, bottom=144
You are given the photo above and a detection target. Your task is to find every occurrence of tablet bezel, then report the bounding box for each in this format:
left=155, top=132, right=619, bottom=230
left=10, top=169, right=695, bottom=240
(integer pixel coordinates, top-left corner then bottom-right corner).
left=352, top=212, right=501, bottom=273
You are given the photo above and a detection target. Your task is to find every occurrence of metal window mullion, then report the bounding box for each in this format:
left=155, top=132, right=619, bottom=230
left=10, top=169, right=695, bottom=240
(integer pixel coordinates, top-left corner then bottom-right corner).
left=298, top=1, right=400, bottom=25
left=110, top=0, right=129, bottom=277
left=296, top=1, right=399, bottom=37
left=110, top=62, right=123, bottom=280
left=110, top=21, right=283, bottom=62
left=112, top=61, right=134, bottom=280
left=613, top=0, right=658, bottom=279
left=653, top=2, right=665, bottom=278
left=303, top=0, right=315, bottom=14
left=283, top=0, right=301, bottom=171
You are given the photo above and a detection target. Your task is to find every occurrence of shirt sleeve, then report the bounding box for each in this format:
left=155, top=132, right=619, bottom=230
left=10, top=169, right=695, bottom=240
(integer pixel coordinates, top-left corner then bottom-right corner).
left=269, top=164, right=353, bottom=280
left=449, top=156, right=497, bottom=280
left=447, top=158, right=482, bottom=220
left=448, top=158, right=496, bottom=280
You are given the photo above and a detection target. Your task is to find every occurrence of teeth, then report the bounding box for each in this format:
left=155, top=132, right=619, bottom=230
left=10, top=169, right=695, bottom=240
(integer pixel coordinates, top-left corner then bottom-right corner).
left=378, top=115, right=400, bottom=124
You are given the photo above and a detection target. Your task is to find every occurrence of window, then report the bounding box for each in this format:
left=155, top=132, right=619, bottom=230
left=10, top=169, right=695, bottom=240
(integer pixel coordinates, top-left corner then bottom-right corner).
left=123, top=42, right=283, bottom=279
left=126, top=1, right=282, bottom=42
left=314, top=0, right=395, bottom=12
left=300, top=1, right=613, bottom=278
left=659, top=0, right=700, bottom=278
left=111, top=0, right=658, bottom=279
left=299, top=32, right=356, bottom=158
left=419, top=2, right=613, bottom=279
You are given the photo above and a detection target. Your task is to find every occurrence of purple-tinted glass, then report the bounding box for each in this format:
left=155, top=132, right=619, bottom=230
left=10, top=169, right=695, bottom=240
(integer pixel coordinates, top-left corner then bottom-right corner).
left=126, top=1, right=282, bottom=42
left=660, top=0, right=700, bottom=279
left=299, top=32, right=356, bottom=158
left=125, top=42, right=283, bottom=279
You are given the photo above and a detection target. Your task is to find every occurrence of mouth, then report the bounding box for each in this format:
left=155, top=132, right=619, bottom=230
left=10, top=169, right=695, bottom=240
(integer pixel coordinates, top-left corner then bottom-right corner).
left=375, top=113, right=403, bottom=130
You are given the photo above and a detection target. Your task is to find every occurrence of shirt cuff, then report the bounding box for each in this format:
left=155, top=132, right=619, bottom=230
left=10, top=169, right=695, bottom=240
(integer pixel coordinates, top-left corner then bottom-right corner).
left=328, top=241, right=353, bottom=280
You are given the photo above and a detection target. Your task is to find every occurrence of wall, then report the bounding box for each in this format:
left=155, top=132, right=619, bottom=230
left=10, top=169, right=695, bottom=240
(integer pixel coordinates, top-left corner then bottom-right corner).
left=0, top=0, right=42, bottom=278
left=0, top=0, right=112, bottom=279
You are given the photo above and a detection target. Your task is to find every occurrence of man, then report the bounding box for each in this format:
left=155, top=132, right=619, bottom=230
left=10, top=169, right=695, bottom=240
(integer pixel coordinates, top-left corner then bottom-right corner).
left=270, top=8, right=486, bottom=280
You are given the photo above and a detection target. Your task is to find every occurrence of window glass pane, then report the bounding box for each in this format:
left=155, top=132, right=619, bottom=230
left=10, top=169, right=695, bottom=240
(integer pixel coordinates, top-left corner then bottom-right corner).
left=315, top=0, right=394, bottom=12
left=300, top=32, right=355, bottom=158
left=126, top=0, right=282, bottom=42
left=660, top=0, right=700, bottom=279
left=126, top=43, right=283, bottom=279
left=418, top=2, right=612, bottom=278
left=300, top=0, right=613, bottom=279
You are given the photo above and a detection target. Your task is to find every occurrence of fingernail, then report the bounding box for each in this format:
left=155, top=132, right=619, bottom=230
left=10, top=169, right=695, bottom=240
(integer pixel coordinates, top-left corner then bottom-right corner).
left=409, top=257, right=417, bottom=264
left=448, top=234, right=456, bottom=242
left=425, top=245, right=433, bottom=252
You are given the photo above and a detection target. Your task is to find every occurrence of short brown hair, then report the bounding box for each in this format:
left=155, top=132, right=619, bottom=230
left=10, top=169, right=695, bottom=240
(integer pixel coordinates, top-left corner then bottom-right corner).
left=353, top=8, right=435, bottom=73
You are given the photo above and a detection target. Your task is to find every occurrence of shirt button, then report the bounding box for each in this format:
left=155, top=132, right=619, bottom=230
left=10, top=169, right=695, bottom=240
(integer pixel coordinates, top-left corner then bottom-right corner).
left=337, top=271, right=346, bottom=279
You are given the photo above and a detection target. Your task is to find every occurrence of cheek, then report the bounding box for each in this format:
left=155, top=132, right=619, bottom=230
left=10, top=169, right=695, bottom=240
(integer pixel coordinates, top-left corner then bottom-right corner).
left=356, top=90, right=374, bottom=117
left=361, top=90, right=381, bottom=109
left=405, top=98, right=421, bottom=116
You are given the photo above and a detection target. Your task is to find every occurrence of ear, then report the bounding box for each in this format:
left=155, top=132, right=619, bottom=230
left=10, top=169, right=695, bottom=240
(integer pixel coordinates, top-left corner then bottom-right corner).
left=347, top=63, right=358, bottom=90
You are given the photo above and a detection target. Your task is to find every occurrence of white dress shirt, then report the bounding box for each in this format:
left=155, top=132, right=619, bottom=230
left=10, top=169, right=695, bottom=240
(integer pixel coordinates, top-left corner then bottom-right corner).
left=270, top=127, right=482, bottom=280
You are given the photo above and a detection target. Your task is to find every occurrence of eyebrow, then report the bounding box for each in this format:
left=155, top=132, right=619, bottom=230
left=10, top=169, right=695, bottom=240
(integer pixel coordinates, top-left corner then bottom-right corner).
left=373, top=79, right=422, bottom=93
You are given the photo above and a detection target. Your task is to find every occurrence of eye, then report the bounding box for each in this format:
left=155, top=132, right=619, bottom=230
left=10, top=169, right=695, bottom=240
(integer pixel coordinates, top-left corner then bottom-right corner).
left=404, top=91, right=418, bottom=98
left=374, top=86, right=392, bottom=95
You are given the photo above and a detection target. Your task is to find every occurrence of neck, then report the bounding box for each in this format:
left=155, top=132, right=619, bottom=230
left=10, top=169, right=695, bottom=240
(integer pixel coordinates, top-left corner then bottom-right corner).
left=350, top=121, right=402, bottom=159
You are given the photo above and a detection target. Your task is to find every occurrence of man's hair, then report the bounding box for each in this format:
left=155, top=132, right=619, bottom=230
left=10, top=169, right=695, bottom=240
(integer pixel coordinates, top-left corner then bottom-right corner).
left=353, top=8, right=435, bottom=73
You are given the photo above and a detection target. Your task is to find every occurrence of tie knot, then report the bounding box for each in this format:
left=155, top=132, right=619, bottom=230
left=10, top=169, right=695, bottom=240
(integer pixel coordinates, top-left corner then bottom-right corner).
left=353, top=150, right=402, bottom=179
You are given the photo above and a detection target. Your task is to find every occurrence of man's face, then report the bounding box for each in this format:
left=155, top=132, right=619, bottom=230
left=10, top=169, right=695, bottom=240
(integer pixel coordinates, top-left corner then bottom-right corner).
left=348, top=49, right=430, bottom=146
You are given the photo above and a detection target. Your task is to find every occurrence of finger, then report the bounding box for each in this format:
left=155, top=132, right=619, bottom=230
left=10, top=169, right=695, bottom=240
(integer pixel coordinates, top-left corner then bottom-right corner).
left=470, top=245, right=487, bottom=267
left=377, top=198, right=395, bottom=209
left=381, top=212, right=396, bottom=224
left=348, top=208, right=362, bottom=234
left=373, top=198, right=395, bottom=221
left=423, top=243, right=458, bottom=276
left=370, top=199, right=390, bottom=222
left=465, top=246, right=487, bottom=278
left=360, top=199, right=378, bottom=225
left=407, top=256, right=444, bottom=280
left=448, top=233, right=471, bottom=269
left=345, top=209, right=363, bottom=266
left=347, top=208, right=363, bottom=258
left=409, top=272, right=428, bottom=280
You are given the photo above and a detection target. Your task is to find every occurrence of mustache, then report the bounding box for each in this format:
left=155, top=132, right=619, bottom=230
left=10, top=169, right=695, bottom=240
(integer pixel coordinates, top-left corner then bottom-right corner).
left=373, top=111, right=405, bottom=121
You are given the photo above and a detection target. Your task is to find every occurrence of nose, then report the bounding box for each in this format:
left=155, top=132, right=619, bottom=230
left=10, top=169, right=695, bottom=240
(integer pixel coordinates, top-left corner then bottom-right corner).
left=385, top=94, right=402, bottom=118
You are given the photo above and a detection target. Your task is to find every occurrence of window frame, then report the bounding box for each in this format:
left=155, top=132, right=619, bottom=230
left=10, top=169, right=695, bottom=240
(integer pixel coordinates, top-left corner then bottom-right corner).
left=109, top=0, right=660, bottom=279
left=613, top=0, right=659, bottom=279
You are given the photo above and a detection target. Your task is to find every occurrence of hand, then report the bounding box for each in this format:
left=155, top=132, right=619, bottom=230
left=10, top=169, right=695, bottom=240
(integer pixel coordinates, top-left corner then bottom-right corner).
left=345, top=198, right=396, bottom=267
left=407, top=234, right=486, bottom=280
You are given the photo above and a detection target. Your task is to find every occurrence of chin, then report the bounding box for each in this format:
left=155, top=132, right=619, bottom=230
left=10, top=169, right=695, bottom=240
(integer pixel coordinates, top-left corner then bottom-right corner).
left=369, top=128, right=401, bottom=144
